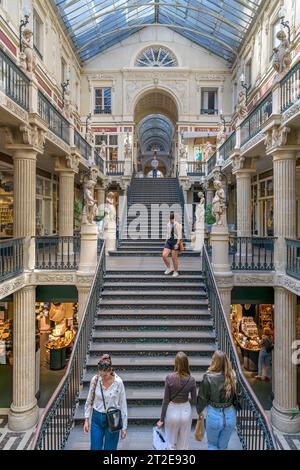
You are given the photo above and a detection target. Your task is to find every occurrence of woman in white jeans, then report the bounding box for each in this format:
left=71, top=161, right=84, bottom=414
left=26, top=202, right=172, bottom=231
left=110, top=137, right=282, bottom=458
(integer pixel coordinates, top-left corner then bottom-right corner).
left=157, top=352, right=197, bottom=450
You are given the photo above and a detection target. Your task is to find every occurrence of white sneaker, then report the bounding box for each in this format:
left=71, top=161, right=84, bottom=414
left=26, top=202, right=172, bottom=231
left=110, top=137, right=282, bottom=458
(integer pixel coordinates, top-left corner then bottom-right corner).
left=164, top=268, right=172, bottom=275
left=172, top=272, right=179, bottom=277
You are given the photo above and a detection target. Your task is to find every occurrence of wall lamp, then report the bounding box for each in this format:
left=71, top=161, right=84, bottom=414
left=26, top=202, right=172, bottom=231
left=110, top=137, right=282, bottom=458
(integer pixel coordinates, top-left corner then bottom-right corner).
left=19, top=6, right=31, bottom=52
left=61, top=80, right=70, bottom=103
left=278, top=7, right=291, bottom=43
left=239, top=74, right=250, bottom=104
left=86, top=112, right=92, bottom=134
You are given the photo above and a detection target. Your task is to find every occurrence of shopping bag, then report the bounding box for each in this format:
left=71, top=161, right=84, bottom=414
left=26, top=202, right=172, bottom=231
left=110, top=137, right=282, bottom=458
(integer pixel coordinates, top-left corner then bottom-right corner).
left=152, top=426, right=168, bottom=450
left=194, top=416, right=205, bottom=441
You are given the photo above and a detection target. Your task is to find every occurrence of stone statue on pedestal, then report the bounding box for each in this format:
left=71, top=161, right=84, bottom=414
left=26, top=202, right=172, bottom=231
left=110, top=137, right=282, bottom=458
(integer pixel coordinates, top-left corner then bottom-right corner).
left=196, top=192, right=205, bottom=226
left=84, top=180, right=97, bottom=225
left=19, top=28, right=36, bottom=73
left=124, top=135, right=132, bottom=160
left=212, top=179, right=226, bottom=227
left=104, top=192, right=116, bottom=227
left=204, top=141, right=215, bottom=160
left=216, top=123, right=227, bottom=148
left=237, top=90, right=248, bottom=120
left=272, top=30, right=292, bottom=76
left=100, top=140, right=107, bottom=160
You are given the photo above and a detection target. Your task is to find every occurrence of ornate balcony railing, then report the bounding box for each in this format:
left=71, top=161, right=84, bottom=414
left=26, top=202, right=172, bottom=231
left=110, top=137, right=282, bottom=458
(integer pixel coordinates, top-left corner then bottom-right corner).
left=0, top=238, right=25, bottom=282
left=207, top=152, right=217, bottom=175
left=106, top=161, right=124, bottom=175
left=94, top=149, right=105, bottom=174
left=203, top=246, right=277, bottom=450
left=201, top=108, right=218, bottom=115
left=286, top=238, right=300, bottom=280
left=74, top=130, right=92, bottom=161
left=38, top=91, right=70, bottom=144
left=281, top=61, right=300, bottom=112
left=0, top=48, right=29, bottom=111
left=94, top=106, right=111, bottom=114
left=31, top=242, right=106, bottom=450
left=219, top=131, right=236, bottom=162
left=240, top=93, right=273, bottom=146
left=231, top=237, right=275, bottom=271
left=35, top=235, right=80, bottom=270
left=187, top=162, right=206, bottom=176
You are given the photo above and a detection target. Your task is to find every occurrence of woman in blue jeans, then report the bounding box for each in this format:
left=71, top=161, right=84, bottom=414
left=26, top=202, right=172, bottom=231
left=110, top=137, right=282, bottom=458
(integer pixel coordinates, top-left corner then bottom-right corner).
left=196, top=350, right=237, bottom=450
left=83, top=354, right=128, bottom=450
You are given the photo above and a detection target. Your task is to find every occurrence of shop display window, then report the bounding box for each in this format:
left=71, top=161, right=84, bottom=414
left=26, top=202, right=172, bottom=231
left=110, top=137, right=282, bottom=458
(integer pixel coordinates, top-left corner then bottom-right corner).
left=0, top=302, right=13, bottom=365
left=0, top=171, right=13, bottom=238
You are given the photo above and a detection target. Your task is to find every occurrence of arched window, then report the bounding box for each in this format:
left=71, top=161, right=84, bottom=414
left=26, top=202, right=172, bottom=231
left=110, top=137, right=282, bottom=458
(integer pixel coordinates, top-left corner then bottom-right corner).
left=135, top=46, right=178, bottom=67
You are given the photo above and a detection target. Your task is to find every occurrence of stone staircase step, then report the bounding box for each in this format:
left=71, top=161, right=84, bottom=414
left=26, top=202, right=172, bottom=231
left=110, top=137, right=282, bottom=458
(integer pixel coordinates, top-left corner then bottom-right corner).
left=98, top=298, right=208, bottom=308
left=92, top=330, right=215, bottom=340
left=89, top=342, right=216, bottom=353
left=82, top=370, right=205, bottom=384
left=100, top=290, right=207, bottom=299
left=109, top=251, right=201, bottom=257
left=103, top=282, right=206, bottom=290
left=94, top=318, right=212, bottom=328
left=97, top=308, right=211, bottom=318
left=85, top=355, right=212, bottom=368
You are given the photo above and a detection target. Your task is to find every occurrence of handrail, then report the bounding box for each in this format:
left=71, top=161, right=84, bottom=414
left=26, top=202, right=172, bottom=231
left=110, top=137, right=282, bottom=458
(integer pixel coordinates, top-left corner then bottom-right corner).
left=202, top=245, right=277, bottom=450
left=286, top=238, right=300, bottom=281
left=240, top=93, right=272, bottom=146
left=74, top=130, right=92, bottom=160
left=219, top=131, right=236, bottom=162
left=207, top=152, right=217, bottom=175
left=281, top=60, right=300, bottom=112
left=31, top=242, right=106, bottom=450
left=117, top=172, right=135, bottom=243
left=0, top=237, right=25, bottom=282
left=38, top=91, right=70, bottom=144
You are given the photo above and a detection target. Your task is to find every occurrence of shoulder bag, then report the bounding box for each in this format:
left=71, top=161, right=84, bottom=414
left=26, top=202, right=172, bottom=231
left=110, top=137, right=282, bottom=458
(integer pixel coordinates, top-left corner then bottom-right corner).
left=100, top=381, right=123, bottom=433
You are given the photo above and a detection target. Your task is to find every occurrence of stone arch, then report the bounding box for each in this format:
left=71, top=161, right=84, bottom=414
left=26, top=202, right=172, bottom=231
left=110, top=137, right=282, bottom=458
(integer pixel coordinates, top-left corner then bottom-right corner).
left=132, top=86, right=181, bottom=122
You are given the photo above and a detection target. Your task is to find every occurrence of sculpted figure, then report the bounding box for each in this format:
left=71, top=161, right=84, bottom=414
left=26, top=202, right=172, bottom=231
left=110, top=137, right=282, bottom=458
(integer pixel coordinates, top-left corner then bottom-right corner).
left=272, top=30, right=292, bottom=75
left=216, top=123, right=227, bottom=148
left=204, top=141, right=215, bottom=160
left=196, top=192, right=205, bottom=225
left=212, top=179, right=226, bottom=227
left=84, top=181, right=96, bottom=224
left=179, top=142, right=187, bottom=159
left=124, top=135, right=132, bottom=160
left=20, top=28, right=36, bottom=73
left=237, top=90, right=248, bottom=120
left=99, top=140, right=107, bottom=160
left=104, top=192, right=116, bottom=225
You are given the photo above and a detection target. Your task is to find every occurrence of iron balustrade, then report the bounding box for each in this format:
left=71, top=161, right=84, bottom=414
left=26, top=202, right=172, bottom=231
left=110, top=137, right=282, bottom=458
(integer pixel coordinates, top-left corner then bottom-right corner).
left=240, top=93, right=273, bottom=146
left=207, top=152, right=217, bottom=175
left=231, top=237, right=275, bottom=271
left=38, top=91, right=70, bottom=144
left=219, top=131, right=236, bottom=162
left=187, top=162, right=206, bottom=176
left=201, top=108, right=218, bottom=115
left=74, top=130, right=92, bottom=161
left=31, top=242, right=106, bottom=450
left=202, top=246, right=277, bottom=450
left=286, top=238, right=300, bottom=280
left=35, top=235, right=80, bottom=270
left=94, top=106, right=111, bottom=114
left=281, top=61, right=300, bottom=112
left=106, top=161, right=124, bottom=175
left=0, top=238, right=25, bottom=282
left=94, top=149, right=105, bottom=174
left=0, top=48, right=29, bottom=111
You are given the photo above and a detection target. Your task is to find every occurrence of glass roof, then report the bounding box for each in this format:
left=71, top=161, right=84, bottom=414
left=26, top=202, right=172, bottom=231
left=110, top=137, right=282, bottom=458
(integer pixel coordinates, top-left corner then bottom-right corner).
left=54, top=0, right=262, bottom=63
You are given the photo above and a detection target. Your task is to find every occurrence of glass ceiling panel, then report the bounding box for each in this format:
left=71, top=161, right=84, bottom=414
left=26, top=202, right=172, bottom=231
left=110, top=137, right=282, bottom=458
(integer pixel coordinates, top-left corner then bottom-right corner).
left=54, top=0, right=262, bottom=62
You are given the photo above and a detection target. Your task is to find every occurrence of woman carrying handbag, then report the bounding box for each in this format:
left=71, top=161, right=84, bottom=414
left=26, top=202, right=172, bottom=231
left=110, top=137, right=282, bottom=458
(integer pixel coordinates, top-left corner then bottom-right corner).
left=156, top=352, right=197, bottom=450
left=83, top=354, right=128, bottom=450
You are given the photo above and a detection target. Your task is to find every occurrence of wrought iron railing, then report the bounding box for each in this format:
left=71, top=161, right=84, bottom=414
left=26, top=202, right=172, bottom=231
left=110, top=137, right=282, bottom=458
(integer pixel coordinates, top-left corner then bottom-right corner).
left=187, top=162, right=206, bottom=176
left=38, top=91, right=70, bottom=144
left=201, top=108, right=218, bottom=115
left=94, top=149, right=105, bottom=174
left=74, top=130, right=92, bottom=161
left=106, top=161, right=124, bottom=175
left=207, top=152, right=217, bottom=175
left=219, top=131, right=236, bottom=162
left=231, top=237, right=275, bottom=271
left=240, top=93, right=273, bottom=146
left=35, top=235, right=80, bottom=270
left=203, top=246, right=277, bottom=450
left=94, top=106, right=111, bottom=114
left=0, top=48, right=30, bottom=111
left=0, top=237, right=25, bottom=282
left=31, top=242, right=106, bottom=450
left=281, top=61, right=300, bottom=112
left=286, top=238, right=300, bottom=280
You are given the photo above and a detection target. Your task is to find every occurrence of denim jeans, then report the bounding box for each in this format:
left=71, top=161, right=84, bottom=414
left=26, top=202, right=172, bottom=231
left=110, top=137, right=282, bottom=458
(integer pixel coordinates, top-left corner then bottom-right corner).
left=258, top=348, right=272, bottom=378
left=152, top=168, right=157, bottom=177
left=206, top=405, right=236, bottom=450
left=90, top=410, right=120, bottom=450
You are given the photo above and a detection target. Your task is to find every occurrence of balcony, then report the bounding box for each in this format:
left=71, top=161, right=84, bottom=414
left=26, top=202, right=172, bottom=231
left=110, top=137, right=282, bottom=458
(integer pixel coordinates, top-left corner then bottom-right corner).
left=0, top=238, right=25, bottom=282
left=200, top=109, right=218, bottom=115
left=74, top=130, right=92, bottom=161
left=106, top=161, right=124, bottom=176
left=281, top=61, right=300, bottom=112
left=187, top=162, right=206, bottom=176
left=219, top=131, right=236, bottom=162
left=286, top=238, right=300, bottom=280
left=94, top=106, right=111, bottom=114
left=207, top=152, right=217, bottom=175
left=35, top=235, right=80, bottom=270
left=240, top=93, right=273, bottom=146
left=38, top=91, right=70, bottom=144
left=0, top=48, right=30, bottom=111
left=231, top=237, right=275, bottom=271
left=94, top=149, right=105, bottom=174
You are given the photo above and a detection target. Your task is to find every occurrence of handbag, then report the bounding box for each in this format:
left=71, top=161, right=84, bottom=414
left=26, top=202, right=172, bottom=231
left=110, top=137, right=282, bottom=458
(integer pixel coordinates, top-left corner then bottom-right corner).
left=194, top=415, right=205, bottom=441
left=178, top=240, right=185, bottom=252
left=152, top=426, right=168, bottom=450
left=100, top=381, right=123, bottom=433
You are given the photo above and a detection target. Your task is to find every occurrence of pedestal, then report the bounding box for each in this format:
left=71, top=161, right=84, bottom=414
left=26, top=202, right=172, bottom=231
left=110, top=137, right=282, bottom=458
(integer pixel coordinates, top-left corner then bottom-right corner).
left=211, top=225, right=230, bottom=273
left=194, top=225, right=205, bottom=252
left=79, top=223, right=98, bottom=272
left=104, top=224, right=117, bottom=254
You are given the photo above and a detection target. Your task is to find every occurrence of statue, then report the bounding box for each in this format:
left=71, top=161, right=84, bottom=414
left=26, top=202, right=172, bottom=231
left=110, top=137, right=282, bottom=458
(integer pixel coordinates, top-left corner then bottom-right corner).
left=196, top=192, right=205, bottom=225
left=124, top=135, right=132, bottom=160
left=212, top=179, right=226, bottom=227
left=99, top=140, right=107, bottom=160
left=84, top=180, right=97, bottom=225
left=236, top=90, right=248, bottom=120
left=179, top=142, right=187, bottom=159
left=104, top=192, right=116, bottom=226
left=216, top=123, right=227, bottom=148
left=272, top=30, right=292, bottom=76
left=204, top=141, right=215, bottom=160
left=19, top=28, right=36, bottom=73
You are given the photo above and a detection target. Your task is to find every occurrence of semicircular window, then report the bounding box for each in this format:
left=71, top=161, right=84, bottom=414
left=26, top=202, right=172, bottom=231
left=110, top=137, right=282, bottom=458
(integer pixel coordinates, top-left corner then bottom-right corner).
left=135, top=47, right=178, bottom=67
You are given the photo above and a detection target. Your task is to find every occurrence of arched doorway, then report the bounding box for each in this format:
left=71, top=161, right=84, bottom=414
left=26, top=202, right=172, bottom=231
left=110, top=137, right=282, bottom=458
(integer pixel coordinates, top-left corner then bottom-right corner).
left=134, top=89, right=179, bottom=177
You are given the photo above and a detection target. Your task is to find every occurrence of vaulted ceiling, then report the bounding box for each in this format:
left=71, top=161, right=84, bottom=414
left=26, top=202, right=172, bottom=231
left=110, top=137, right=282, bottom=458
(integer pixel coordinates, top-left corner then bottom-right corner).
left=54, top=0, right=262, bottom=63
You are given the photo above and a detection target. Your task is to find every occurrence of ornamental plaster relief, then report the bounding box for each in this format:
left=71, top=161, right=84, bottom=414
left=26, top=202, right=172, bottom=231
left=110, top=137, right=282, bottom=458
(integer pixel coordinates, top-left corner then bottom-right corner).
left=233, top=274, right=274, bottom=286
left=0, top=275, right=27, bottom=300
left=76, top=275, right=94, bottom=286
left=33, top=272, right=76, bottom=284
left=264, top=125, right=291, bottom=153
left=46, top=130, right=70, bottom=153
left=282, top=100, right=300, bottom=125
left=276, top=274, right=300, bottom=296
left=240, top=132, right=265, bottom=154
left=0, top=93, right=29, bottom=123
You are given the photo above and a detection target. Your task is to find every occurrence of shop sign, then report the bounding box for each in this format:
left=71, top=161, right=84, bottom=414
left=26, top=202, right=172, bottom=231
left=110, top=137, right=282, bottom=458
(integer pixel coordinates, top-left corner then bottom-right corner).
left=92, top=127, right=118, bottom=132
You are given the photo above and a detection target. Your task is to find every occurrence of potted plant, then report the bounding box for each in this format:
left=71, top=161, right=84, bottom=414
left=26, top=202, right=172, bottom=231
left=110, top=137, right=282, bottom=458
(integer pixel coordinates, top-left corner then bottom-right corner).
left=205, top=203, right=216, bottom=232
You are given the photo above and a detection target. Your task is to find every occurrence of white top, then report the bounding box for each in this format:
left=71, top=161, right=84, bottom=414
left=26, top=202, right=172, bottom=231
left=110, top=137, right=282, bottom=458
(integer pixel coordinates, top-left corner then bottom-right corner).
left=84, top=373, right=128, bottom=430
left=151, top=159, right=159, bottom=168
left=166, top=221, right=183, bottom=241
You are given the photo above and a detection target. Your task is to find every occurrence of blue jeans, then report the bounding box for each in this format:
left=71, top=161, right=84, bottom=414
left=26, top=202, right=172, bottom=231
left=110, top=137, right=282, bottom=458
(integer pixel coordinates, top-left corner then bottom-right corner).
left=258, top=348, right=271, bottom=378
left=152, top=168, right=157, bottom=177
left=90, top=410, right=120, bottom=450
left=206, top=405, right=236, bottom=450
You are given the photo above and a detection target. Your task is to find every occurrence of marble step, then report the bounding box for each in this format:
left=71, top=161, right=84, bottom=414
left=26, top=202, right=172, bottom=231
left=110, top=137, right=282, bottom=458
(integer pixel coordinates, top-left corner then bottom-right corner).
left=96, top=310, right=211, bottom=321
left=85, top=355, right=212, bottom=369
left=88, top=342, right=216, bottom=354
left=109, top=251, right=201, bottom=257
left=93, top=318, right=212, bottom=329
left=104, top=277, right=204, bottom=284
left=100, top=290, right=207, bottom=300
left=103, top=282, right=205, bottom=290
left=92, top=330, right=215, bottom=341
left=82, top=369, right=206, bottom=385
left=98, top=298, right=208, bottom=308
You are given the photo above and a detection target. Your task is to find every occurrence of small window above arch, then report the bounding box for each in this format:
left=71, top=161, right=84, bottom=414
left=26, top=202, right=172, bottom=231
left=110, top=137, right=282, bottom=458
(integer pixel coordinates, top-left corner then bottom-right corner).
left=135, top=46, right=178, bottom=67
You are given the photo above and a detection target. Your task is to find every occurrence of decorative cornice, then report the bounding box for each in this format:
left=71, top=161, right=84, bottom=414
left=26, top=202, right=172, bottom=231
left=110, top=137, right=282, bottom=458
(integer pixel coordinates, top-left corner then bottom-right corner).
left=264, top=124, right=291, bottom=153
left=233, top=273, right=274, bottom=286
left=282, top=100, right=300, bottom=125
left=33, top=272, right=76, bottom=284
left=46, top=130, right=70, bottom=153
left=0, top=274, right=27, bottom=300
left=276, top=274, right=300, bottom=296
left=0, top=92, right=29, bottom=123
left=240, top=132, right=265, bottom=154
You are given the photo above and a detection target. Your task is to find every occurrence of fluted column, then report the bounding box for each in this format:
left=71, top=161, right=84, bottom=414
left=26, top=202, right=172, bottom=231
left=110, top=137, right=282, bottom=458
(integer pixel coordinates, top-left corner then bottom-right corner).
left=271, top=287, right=300, bottom=432
left=273, top=151, right=296, bottom=272
left=219, top=286, right=232, bottom=320
left=77, top=286, right=91, bottom=325
left=96, top=186, right=105, bottom=208
left=235, top=170, right=252, bottom=237
left=9, top=286, right=38, bottom=431
left=59, top=171, right=75, bottom=237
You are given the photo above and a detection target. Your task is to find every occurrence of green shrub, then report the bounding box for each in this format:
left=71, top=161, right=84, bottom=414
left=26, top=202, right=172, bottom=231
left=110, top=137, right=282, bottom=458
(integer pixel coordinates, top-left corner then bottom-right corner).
left=205, top=203, right=216, bottom=225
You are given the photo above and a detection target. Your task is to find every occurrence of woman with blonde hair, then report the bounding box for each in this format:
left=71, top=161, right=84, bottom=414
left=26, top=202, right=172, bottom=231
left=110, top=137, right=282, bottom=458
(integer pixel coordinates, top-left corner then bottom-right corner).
left=197, top=350, right=237, bottom=450
left=156, top=351, right=197, bottom=449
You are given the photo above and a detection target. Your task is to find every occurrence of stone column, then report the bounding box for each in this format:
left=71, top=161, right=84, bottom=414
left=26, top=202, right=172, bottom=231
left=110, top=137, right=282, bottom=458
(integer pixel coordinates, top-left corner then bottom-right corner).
left=273, top=151, right=296, bottom=272
left=271, top=287, right=300, bottom=432
left=206, top=189, right=214, bottom=206
left=218, top=286, right=232, bottom=320
left=235, top=170, right=253, bottom=237
left=9, top=286, right=38, bottom=431
left=211, top=226, right=231, bottom=273
left=96, top=186, right=105, bottom=208
left=58, top=170, right=75, bottom=237
left=77, top=286, right=91, bottom=325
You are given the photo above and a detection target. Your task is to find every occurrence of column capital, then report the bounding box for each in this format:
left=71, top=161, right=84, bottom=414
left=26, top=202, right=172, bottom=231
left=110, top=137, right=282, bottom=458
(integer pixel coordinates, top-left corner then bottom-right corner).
left=272, top=149, right=298, bottom=162
left=264, top=121, right=300, bottom=156
left=54, top=152, right=80, bottom=174
left=4, top=121, right=47, bottom=155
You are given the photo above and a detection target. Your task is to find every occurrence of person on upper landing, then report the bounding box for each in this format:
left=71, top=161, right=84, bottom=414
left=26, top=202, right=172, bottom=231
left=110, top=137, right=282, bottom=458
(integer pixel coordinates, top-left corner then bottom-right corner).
left=151, top=151, right=159, bottom=177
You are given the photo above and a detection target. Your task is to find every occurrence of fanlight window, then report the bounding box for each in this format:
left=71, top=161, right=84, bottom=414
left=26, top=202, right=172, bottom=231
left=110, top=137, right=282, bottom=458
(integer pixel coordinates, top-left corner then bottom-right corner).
left=136, top=47, right=178, bottom=67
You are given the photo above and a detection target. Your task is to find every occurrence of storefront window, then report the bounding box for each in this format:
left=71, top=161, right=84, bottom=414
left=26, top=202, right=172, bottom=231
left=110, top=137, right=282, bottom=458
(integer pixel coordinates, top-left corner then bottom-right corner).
left=95, top=134, right=118, bottom=161
left=0, top=171, right=13, bottom=238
